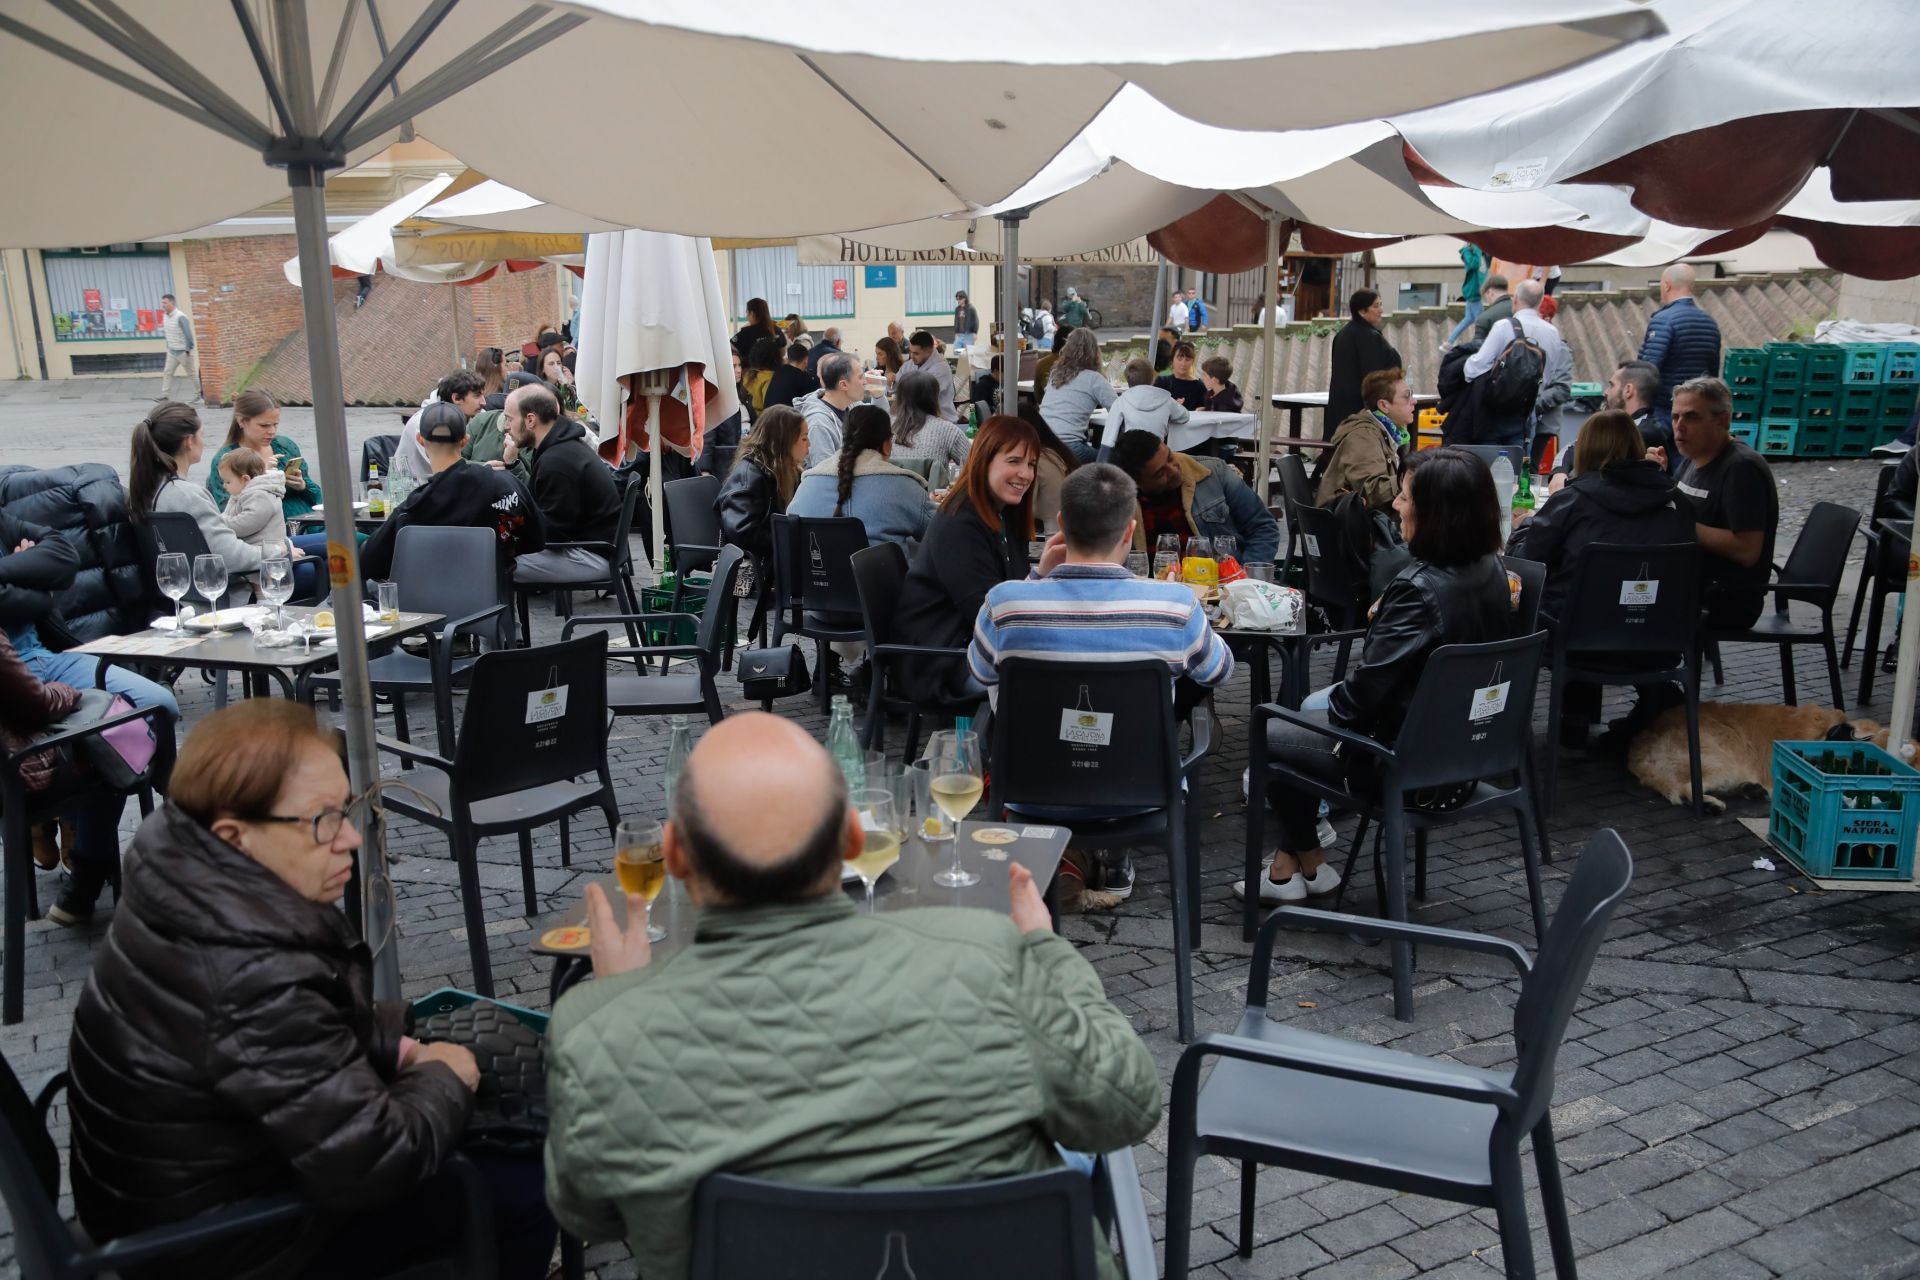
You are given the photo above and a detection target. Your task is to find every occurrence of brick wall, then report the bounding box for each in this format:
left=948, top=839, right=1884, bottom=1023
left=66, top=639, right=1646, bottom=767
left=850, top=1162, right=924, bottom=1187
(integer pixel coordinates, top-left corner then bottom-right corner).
left=182, top=235, right=565, bottom=406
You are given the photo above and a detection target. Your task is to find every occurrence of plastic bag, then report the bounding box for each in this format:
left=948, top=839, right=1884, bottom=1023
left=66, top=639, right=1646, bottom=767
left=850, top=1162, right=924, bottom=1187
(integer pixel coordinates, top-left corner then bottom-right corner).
left=1221, top=580, right=1306, bottom=633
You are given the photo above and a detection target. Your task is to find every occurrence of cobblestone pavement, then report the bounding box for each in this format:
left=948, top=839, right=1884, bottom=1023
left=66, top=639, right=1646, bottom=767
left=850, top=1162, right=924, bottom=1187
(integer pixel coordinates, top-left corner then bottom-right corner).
left=2, top=382, right=1917, bottom=1278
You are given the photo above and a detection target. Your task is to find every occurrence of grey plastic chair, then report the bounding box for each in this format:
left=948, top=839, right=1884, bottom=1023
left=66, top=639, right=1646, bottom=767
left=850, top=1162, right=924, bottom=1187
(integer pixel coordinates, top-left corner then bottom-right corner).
left=512, top=477, right=644, bottom=645
left=1247, top=632, right=1550, bottom=1020
left=1701, top=500, right=1858, bottom=710
left=563, top=544, right=746, bottom=728
left=774, top=514, right=869, bottom=712
left=849, top=542, right=981, bottom=758
left=661, top=475, right=723, bottom=612
left=1166, top=830, right=1634, bottom=1280
left=692, top=1149, right=1156, bottom=1280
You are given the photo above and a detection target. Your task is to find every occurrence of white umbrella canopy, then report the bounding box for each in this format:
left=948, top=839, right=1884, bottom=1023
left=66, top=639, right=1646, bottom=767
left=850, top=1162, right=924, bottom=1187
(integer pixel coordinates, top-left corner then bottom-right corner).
left=418, top=180, right=624, bottom=235
left=281, top=170, right=457, bottom=284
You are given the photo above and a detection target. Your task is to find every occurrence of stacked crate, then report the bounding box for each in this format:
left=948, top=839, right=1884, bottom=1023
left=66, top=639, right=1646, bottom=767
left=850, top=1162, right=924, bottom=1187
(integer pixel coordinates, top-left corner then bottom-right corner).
left=1724, top=343, right=1920, bottom=457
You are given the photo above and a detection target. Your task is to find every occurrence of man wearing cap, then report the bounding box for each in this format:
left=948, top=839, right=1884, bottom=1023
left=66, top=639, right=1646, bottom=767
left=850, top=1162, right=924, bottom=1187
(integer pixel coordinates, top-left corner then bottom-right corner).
left=358, top=399, right=546, bottom=582
left=1059, top=288, right=1090, bottom=330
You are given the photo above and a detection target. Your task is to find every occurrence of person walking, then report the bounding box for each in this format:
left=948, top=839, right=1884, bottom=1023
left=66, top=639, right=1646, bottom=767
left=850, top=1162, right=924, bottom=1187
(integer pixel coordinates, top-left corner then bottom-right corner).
left=1638, top=264, right=1722, bottom=426
left=1059, top=287, right=1090, bottom=329
left=157, top=293, right=200, bottom=404
left=952, top=291, right=980, bottom=349
left=1443, top=245, right=1489, bottom=347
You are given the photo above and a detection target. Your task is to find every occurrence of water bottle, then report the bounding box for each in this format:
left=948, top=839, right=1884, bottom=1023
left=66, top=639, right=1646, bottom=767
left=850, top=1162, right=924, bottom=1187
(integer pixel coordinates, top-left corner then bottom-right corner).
left=1489, top=453, right=1516, bottom=517
left=388, top=446, right=414, bottom=508
left=663, top=715, right=692, bottom=804
left=827, top=696, right=863, bottom=789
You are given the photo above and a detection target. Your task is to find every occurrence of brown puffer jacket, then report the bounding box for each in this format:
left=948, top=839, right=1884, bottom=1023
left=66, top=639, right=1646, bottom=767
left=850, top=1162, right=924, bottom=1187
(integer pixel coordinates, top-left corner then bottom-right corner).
left=0, top=626, right=81, bottom=790
left=66, top=804, right=472, bottom=1278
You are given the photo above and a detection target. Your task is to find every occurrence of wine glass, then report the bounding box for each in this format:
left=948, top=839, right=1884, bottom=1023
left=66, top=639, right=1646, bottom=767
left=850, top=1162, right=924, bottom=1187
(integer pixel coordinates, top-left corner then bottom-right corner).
left=849, top=789, right=900, bottom=912
left=1154, top=533, right=1183, bottom=577
left=925, top=729, right=983, bottom=888
left=260, top=557, right=294, bottom=630
left=155, top=552, right=189, bottom=626
left=614, top=819, right=668, bottom=942
left=1212, top=534, right=1240, bottom=564
left=1124, top=551, right=1150, bottom=579
left=190, top=553, right=227, bottom=623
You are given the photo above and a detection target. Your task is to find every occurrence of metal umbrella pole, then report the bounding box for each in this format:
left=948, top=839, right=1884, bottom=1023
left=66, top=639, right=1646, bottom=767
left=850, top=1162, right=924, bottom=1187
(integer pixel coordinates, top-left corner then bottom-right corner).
left=1148, top=259, right=1169, bottom=362
left=997, top=210, right=1027, bottom=416
left=638, top=369, right=673, bottom=575
left=1258, top=214, right=1282, bottom=503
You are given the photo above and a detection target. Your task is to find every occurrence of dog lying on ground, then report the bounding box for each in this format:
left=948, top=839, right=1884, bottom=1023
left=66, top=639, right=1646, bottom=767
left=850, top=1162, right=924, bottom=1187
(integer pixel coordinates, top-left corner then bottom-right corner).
left=1628, top=702, right=1915, bottom=812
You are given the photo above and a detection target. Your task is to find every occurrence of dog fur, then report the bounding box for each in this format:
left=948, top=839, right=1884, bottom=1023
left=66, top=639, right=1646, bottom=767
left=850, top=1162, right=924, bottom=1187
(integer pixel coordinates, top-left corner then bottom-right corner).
left=1628, top=701, right=1914, bottom=813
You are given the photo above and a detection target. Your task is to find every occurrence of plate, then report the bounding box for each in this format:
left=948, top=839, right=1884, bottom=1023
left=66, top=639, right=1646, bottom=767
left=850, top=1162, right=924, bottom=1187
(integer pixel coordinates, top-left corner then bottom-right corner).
left=183, top=607, right=264, bottom=632
left=314, top=624, right=393, bottom=648
left=310, top=501, right=370, bottom=513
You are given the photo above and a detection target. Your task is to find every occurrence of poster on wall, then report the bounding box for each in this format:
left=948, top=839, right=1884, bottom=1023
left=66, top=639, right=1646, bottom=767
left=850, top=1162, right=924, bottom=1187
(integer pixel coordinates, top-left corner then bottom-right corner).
left=82, top=288, right=102, bottom=311
left=136, top=309, right=156, bottom=332
left=103, top=311, right=123, bottom=332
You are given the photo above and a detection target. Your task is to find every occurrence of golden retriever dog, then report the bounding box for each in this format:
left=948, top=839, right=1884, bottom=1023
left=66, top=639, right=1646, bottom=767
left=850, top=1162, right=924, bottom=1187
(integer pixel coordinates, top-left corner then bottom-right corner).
left=1628, top=702, right=1913, bottom=813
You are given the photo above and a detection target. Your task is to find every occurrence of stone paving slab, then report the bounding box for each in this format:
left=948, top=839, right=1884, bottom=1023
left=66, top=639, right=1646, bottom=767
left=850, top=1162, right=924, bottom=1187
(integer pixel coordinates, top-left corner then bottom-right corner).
left=0, top=388, right=1915, bottom=1276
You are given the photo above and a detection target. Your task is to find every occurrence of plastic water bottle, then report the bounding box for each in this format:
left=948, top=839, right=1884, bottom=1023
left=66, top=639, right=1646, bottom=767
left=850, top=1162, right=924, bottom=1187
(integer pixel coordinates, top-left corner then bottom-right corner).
left=827, top=696, right=864, bottom=790
left=663, top=715, right=692, bottom=805
left=1490, top=453, right=1516, bottom=516
left=388, top=446, right=414, bottom=509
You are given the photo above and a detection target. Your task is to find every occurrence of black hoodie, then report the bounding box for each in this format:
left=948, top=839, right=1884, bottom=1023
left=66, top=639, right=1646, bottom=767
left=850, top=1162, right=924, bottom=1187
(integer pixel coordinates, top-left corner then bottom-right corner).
left=358, top=459, right=546, bottom=581
left=528, top=416, right=622, bottom=546
left=1508, top=458, right=1697, bottom=623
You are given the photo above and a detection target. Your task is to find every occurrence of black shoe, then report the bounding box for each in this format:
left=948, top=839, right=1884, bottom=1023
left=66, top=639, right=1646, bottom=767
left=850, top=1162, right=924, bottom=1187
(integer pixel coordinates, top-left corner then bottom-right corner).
left=1884, top=644, right=1900, bottom=674
left=47, top=872, right=103, bottom=927
left=1096, top=861, right=1136, bottom=902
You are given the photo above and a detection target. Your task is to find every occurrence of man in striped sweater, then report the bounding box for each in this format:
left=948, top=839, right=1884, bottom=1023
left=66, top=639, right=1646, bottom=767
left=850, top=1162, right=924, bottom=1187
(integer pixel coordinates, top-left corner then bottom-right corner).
left=968, top=463, right=1233, bottom=699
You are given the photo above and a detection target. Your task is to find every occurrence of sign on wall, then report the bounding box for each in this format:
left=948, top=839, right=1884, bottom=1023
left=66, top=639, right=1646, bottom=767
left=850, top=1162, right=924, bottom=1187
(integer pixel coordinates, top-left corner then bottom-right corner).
left=863, top=265, right=897, bottom=289
left=798, top=235, right=1157, bottom=267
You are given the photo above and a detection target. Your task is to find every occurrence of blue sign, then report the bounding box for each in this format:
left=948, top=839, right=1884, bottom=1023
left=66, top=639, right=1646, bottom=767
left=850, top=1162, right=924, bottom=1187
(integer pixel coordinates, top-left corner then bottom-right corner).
left=864, top=265, right=898, bottom=290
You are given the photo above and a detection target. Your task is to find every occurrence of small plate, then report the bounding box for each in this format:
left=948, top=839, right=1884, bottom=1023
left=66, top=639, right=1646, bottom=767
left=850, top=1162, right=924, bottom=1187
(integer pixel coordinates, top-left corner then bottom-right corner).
left=184, top=607, right=263, bottom=632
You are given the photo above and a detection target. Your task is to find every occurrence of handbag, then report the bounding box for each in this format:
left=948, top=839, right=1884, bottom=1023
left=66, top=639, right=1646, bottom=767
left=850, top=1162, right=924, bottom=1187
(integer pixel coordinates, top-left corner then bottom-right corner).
left=736, top=643, right=809, bottom=701
left=55, top=688, right=158, bottom=792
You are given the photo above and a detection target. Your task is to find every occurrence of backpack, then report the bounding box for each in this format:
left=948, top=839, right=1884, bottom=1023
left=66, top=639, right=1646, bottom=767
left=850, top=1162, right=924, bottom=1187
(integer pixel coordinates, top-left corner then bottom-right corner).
left=1481, top=327, right=1547, bottom=416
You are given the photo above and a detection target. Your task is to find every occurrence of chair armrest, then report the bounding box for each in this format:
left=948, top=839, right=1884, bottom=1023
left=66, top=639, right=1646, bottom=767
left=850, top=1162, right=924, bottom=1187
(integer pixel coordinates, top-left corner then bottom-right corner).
left=1092, top=1146, right=1156, bottom=1280
left=1258, top=904, right=1533, bottom=978
left=80, top=1194, right=313, bottom=1273
left=432, top=603, right=507, bottom=641
left=1178, top=1031, right=1521, bottom=1110
left=563, top=611, right=699, bottom=639
left=870, top=642, right=971, bottom=659
left=1253, top=702, right=1393, bottom=763
left=374, top=733, right=451, bottom=772
left=3, top=703, right=172, bottom=768
left=1180, top=707, right=1213, bottom=778
left=606, top=643, right=705, bottom=663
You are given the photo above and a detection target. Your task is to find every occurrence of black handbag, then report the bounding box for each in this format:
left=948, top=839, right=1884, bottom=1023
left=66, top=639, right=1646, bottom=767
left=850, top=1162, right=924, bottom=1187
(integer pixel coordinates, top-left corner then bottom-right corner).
left=737, top=643, right=809, bottom=701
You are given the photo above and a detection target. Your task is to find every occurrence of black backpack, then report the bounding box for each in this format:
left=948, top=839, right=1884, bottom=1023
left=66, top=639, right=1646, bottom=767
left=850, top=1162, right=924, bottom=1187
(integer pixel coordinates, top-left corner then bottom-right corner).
left=1481, top=329, right=1547, bottom=416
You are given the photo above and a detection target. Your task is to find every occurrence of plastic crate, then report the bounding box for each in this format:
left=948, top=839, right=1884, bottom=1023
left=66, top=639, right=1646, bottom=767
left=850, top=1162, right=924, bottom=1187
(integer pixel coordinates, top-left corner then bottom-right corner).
left=1834, top=423, right=1874, bottom=457
left=1803, top=345, right=1845, bottom=386
left=1885, top=343, right=1919, bottom=384
left=1761, top=388, right=1802, bottom=419
left=1797, top=424, right=1835, bottom=457
left=1730, top=423, right=1759, bottom=446
left=1877, top=420, right=1909, bottom=446
left=1766, top=343, right=1806, bottom=388
left=1758, top=419, right=1802, bottom=456
left=1768, top=741, right=1920, bottom=882
left=1843, top=345, right=1887, bottom=384
left=1723, top=348, right=1767, bottom=388
left=409, top=987, right=550, bottom=1035
left=1840, top=386, right=1880, bottom=424
left=1800, top=387, right=1838, bottom=421
left=640, top=579, right=709, bottom=647
left=1881, top=383, right=1919, bottom=424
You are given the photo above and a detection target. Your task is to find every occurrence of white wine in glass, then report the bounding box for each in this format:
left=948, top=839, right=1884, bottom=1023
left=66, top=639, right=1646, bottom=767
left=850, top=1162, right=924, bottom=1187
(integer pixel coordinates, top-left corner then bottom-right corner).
left=614, top=819, right=667, bottom=942
left=848, top=789, right=900, bottom=911
left=926, top=729, right=982, bottom=888
left=155, top=552, right=190, bottom=625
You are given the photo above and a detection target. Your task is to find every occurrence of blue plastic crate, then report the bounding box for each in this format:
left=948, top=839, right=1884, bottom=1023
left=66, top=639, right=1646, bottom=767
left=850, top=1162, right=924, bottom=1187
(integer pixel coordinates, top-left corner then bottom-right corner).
left=1768, top=741, right=1920, bottom=882
left=1842, top=345, right=1887, bottom=384
left=1886, top=343, right=1919, bottom=384
left=1758, top=418, right=1802, bottom=456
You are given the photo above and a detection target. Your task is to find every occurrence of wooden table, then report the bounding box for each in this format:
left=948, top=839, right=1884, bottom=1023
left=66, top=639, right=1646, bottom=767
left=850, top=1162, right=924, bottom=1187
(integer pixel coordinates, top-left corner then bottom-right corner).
left=77, top=606, right=444, bottom=699
left=531, top=821, right=1071, bottom=1002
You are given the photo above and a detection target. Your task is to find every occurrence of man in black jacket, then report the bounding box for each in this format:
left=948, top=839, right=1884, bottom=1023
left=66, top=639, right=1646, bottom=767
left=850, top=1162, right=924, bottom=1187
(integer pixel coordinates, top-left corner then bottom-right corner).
left=763, top=340, right=815, bottom=411
left=1325, top=290, right=1401, bottom=433
left=359, top=401, right=546, bottom=583
left=504, top=383, right=623, bottom=586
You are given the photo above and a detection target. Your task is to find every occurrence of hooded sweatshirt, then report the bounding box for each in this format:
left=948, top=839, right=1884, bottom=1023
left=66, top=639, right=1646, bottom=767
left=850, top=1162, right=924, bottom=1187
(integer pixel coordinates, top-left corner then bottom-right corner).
left=221, top=469, right=288, bottom=552
left=1098, top=383, right=1191, bottom=450
left=1507, top=458, right=1697, bottom=622
left=358, top=459, right=548, bottom=582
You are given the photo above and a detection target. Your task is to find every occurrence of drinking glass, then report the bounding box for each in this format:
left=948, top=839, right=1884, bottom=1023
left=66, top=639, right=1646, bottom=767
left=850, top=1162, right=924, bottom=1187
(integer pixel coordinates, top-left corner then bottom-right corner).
left=191, top=553, right=227, bottom=621
left=614, top=819, right=668, bottom=942
left=155, top=552, right=189, bottom=625
left=376, top=580, right=400, bottom=622
left=1154, top=533, right=1183, bottom=577
left=1247, top=562, right=1275, bottom=583
left=848, top=788, right=901, bottom=912
left=260, top=557, right=294, bottom=629
left=1124, top=551, right=1150, bottom=579
left=1212, top=534, right=1240, bottom=564
left=925, top=729, right=983, bottom=888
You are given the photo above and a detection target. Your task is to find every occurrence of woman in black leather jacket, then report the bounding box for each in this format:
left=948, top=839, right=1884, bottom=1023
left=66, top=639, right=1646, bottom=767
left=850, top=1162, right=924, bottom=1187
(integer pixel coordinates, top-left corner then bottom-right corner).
left=715, top=404, right=808, bottom=562
left=1236, top=448, right=1514, bottom=905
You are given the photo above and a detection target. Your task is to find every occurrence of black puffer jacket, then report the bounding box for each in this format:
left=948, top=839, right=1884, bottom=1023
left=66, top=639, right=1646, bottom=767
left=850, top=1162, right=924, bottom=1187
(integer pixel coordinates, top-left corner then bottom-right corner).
left=1508, top=459, right=1697, bottom=623
left=1327, top=554, right=1513, bottom=742
left=0, top=464, right=146, bottom=640
left=67, top=804, right=471, bottom=1278
left=715, top=456, right=782, bottom=561
left=0, top=508, right=79, bottom=637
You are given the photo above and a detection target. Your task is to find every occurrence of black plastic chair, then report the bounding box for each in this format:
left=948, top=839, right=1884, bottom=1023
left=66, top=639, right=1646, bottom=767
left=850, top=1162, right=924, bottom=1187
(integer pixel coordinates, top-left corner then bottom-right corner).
left=775, top=514, right=870, bottom=713
left=361, top=433, right=401, bottom=486
left=1508, top=556, right=1546, bottom=635
left=1843, top=464, right=1910, bottom=694
left=1541, top=543, right=1704, bottom=820
left=987, top=658, right=1211, bottom=1042
left=306, top=526, right=508, bottom=755
left=378, top=635, right=619, bottom=996
left=1, top=702, right=173, bottom=1025
left=849, top=542, right=982, bottom=759
left=691, top=1150, right=1155, bottom=1280
left=512, top=478, right=644, bottom=644
left=0, top=1058, right=493, bottom=1280
left=662, top=475, right=723, bottom=612
left=1701, top=500, right=1857, bottom=711
left=563, top=544, right=745, bottom=728
left=1165, top=830, right=1634, bottom=1280
left=1274, top=453, right=1316, bottom=581
left=150, top=511, right=246, bottom=606
left=1285, top=501, right=1373, bottom=705
left=1248, top=632, right=1550, bottom=1021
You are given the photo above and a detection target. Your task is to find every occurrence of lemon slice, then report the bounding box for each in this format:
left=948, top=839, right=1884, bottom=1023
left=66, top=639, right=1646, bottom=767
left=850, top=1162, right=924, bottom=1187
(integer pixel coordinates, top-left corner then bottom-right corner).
left=312, top=609, right=336, bottom=628
left=921, top=817, right=942, bottom=837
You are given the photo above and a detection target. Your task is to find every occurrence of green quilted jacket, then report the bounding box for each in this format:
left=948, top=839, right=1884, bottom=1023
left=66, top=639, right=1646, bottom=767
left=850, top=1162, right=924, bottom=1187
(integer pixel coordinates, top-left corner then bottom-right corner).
left=543, top=893, right=1160, bottom=1280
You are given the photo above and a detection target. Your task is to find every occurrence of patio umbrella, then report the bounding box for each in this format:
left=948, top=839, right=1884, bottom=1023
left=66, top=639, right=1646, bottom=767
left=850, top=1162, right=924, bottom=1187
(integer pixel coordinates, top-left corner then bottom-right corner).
left=418, top=179, right=624, bottom=235
left=572, top=229, right=738, bottom=570
left=0, top=0, right=1658, bottom=992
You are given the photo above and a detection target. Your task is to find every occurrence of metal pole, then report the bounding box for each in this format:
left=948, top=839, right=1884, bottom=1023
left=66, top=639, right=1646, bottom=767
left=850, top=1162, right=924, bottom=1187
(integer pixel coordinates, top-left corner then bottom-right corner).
left=1149, top=259, right=1168, bottom=362
left=649, top=391, right=667, bottom=573
left=289, top=161, right=400, bottom=997
left=1256, top=215, right=1281, bottom=503
left=997, top=211, right=1025, bottom=416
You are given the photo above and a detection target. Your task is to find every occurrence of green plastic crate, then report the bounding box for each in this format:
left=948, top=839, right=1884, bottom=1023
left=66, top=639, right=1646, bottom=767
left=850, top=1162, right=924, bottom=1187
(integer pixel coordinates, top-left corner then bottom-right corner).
left=1761, top=388, right=1802, bottom=419
left=640, top=579, right=709, bottom=647
left=1766, top=343, right=1806, bottom=388
left=1803, top=346, right=1845, bottom=386
left=1758, top=419, right=1802, bottom=456
left=409, top=988, right=550, bottom=1035
left=1801, top=387, right=1838, bottom=421
left=1842, top=345, right=1887, bottom=384
left=1881, top=383, right=1918, bottom=424
left=1723, top=348, right=1767, bottom=387
left=1840, top=386, right=1880, bottom=424
left=1834, top=423, right=1874, bottom=457
left=1797, top=425, right=1835, bottom=458
left=1768, top=741, right=1920, bottom=882
left=1885, top=343, right=1919, bottom=384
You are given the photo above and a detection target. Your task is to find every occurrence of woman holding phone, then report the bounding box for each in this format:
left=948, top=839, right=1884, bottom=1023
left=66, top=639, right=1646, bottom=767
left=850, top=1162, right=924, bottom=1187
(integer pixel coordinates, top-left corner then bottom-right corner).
left=206, top=389, right=322, bottom=520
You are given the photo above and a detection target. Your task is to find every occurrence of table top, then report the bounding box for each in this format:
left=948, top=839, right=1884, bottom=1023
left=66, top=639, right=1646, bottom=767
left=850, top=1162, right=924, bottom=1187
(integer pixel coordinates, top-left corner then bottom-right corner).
left=1270, top=390, right=1439, bottom=408
left=530, top=820, right=1071, bottom=961
left=76, top=605, right=444, bottom=672
left=1089, top=408, right=1259, bottom=452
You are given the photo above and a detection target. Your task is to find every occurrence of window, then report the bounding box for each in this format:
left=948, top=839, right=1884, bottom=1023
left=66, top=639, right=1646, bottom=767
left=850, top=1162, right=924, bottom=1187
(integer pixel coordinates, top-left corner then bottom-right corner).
left=905, top=265, right=969, bottom=316
left=43, top=249, right=174, bottom=342
left=731, top=245, right=853, bottom=321
left=1396, top=282, right=1441, bottom=310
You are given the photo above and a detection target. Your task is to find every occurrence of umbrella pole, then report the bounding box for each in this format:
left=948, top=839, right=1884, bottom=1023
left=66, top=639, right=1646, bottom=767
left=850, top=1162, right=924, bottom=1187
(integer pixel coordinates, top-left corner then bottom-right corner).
left=997, top=211, right=1026, bottom=416
left=648, top=391, right=667, bottom=575
left=1149, top=260, right=1168, bottom=362
left=289, top=160, right=401, bottom=997
left=1256, top=215, right=1281, bottom=503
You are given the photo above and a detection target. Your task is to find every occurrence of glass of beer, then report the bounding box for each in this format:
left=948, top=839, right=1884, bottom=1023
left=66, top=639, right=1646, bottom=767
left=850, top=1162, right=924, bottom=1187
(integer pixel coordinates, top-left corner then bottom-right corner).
left=848, top=789, right=900, bottom=912
left=614, top=819, right=668, bottom=942
left=925, top=729, right=983, bottom=888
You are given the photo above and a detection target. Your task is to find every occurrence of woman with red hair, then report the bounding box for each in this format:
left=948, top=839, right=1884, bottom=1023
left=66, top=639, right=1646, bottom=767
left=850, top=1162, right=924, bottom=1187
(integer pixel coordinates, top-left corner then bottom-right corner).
left=891, top=414, right=1041, bottom=704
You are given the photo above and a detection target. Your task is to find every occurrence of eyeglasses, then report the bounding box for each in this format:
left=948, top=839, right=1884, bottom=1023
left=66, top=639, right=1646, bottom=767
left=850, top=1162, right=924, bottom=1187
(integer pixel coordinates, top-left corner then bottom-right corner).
left=257, top=792, right=365, bottom=845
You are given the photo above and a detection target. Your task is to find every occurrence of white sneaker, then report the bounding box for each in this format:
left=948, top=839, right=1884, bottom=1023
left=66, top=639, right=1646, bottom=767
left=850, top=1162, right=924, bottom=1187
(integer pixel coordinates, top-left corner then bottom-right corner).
left=1232, top=873, right=1308, bottom=904
left=1872, top=440, right=1912, bottom=459
left=1302, top=863, right=1343, bottom=896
